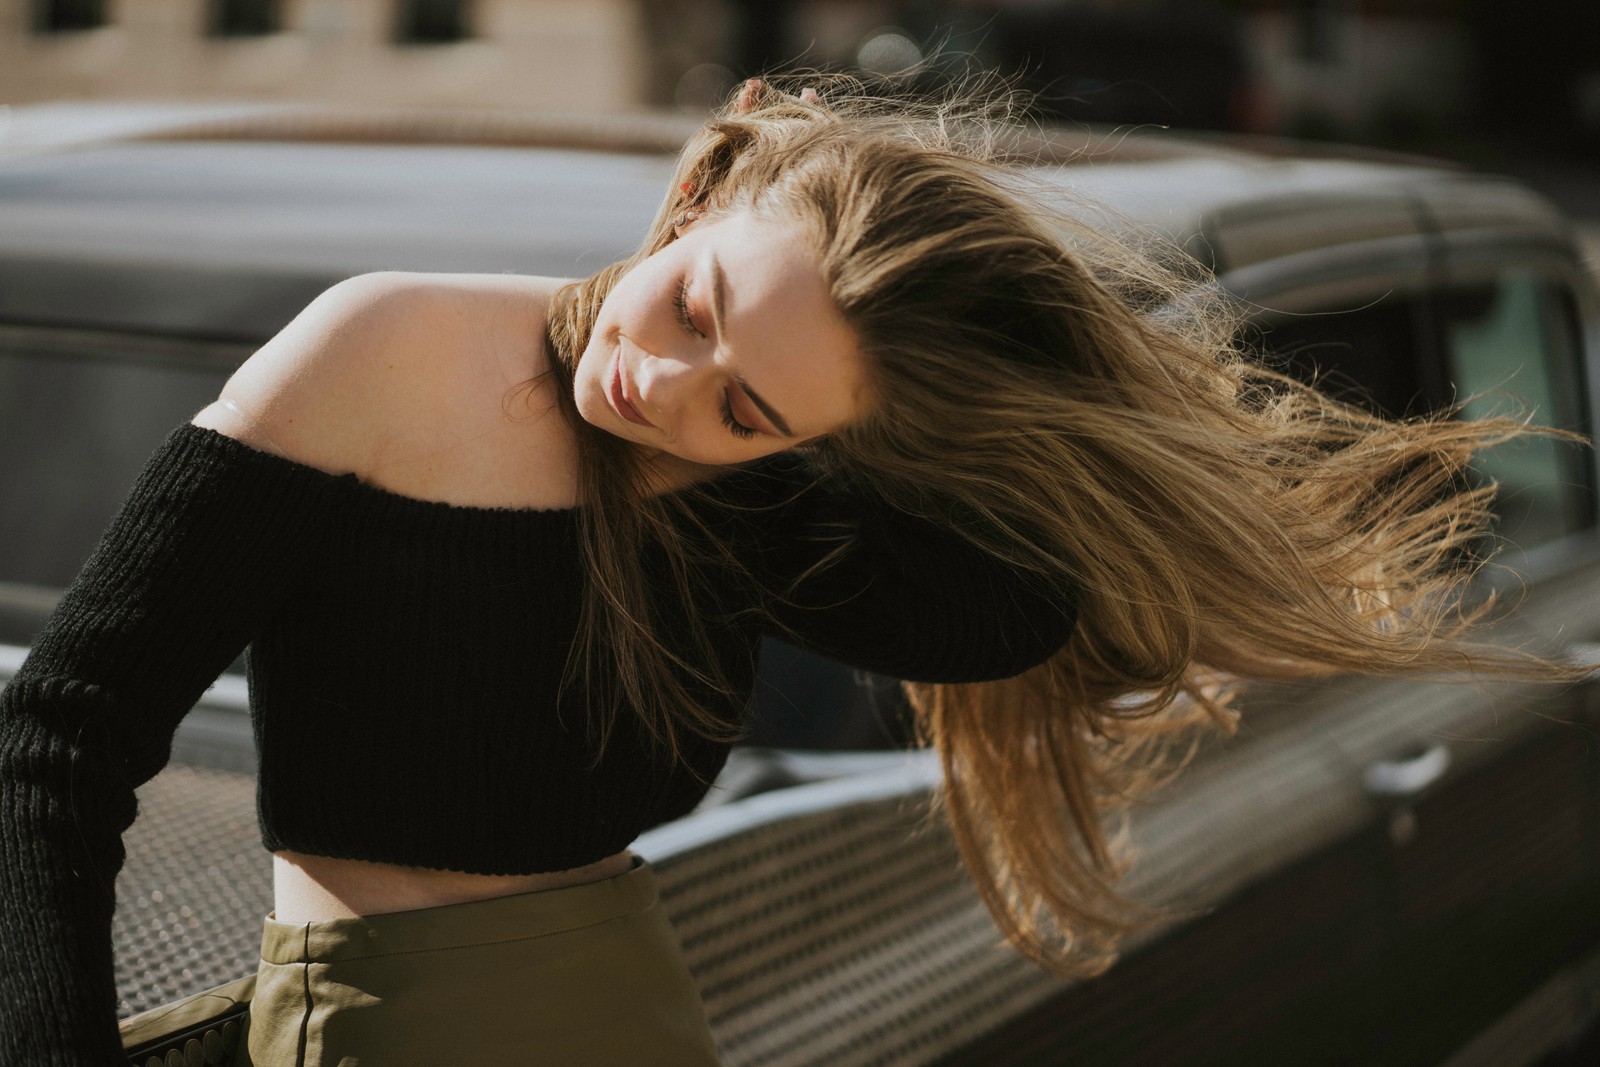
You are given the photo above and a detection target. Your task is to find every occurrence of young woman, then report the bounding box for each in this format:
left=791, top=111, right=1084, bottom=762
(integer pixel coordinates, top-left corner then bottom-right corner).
left=0, top=79, right=1572, bottom=1064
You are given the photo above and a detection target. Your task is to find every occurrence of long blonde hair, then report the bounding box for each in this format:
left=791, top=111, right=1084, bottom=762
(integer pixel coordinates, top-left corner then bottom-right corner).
left=546, top=77, right=1581, bottom=975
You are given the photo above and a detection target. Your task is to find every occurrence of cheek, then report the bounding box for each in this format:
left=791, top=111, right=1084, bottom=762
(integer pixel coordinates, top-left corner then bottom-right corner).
left=600, top=261, right=665, bottom=322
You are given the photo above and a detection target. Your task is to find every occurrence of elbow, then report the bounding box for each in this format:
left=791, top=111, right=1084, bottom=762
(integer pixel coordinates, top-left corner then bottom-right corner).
left=904, top=588, right=1078, bottom=684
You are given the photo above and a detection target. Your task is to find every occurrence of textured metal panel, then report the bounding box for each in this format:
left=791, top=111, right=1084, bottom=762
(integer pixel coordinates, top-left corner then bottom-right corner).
left=653, top=795, right=1058, bottom=1067
left=113, top=763, right=269, bottom=1019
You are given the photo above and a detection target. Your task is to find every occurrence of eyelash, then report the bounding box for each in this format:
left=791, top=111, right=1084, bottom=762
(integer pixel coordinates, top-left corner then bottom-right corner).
left=673, top=279, right=705, bottom=339
left=721, top=393, right=757, bottom=440
left=677, top=277, right=755, bottom=441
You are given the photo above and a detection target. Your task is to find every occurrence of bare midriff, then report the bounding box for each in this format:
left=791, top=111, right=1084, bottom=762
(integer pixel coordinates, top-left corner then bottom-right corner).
left=271, top=849, right=636, bottom=922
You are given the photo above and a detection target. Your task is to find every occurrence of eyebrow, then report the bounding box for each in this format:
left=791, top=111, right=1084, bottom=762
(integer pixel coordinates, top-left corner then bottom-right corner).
left=711, top=255, right=796, bottom=438
left=736, top=377, right=795, bottom=438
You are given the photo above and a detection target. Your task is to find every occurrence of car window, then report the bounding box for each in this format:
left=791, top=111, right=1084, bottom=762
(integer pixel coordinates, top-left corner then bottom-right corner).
left=0, top=330, right=238, bottom=645
left=1253, top=292, right=1435, bottom=419
left=1250, top=272, right=1592, bottom=552
left=1442, top=272, right=1590, bottom=549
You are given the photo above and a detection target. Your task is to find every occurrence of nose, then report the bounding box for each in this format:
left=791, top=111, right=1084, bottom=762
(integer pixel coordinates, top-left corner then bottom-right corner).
left=633, top=347, right=711, bottom=432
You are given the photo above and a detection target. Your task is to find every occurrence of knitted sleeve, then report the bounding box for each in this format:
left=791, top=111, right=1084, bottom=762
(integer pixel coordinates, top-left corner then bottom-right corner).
left=752, top=462, right=1078, bottom=683
left=0, top=424, right=331, bottom=1064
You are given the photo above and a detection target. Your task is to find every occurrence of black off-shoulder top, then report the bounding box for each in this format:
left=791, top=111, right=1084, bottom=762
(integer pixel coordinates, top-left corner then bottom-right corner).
left=0, top=423, right=1075, bottom=1062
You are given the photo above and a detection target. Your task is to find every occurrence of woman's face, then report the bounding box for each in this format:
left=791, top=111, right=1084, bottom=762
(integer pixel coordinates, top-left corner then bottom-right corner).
left=573, top=209, right=870, bottom=469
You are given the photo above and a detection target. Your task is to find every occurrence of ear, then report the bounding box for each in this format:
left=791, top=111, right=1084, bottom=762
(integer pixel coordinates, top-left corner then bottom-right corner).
left=671, top=207, right=705, bottom=239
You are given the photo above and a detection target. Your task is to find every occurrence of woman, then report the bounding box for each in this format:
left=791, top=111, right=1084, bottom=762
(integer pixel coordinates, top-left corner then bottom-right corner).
left=0, top=78, right=1572, bottom=1064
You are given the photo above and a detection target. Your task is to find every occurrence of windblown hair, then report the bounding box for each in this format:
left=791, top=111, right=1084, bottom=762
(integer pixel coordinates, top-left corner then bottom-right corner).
left=545, top=76, right=1582, bottom=976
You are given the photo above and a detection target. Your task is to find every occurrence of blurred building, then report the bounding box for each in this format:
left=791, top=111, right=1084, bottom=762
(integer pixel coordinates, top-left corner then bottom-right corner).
left=1, top=0, right=1594, bottom=155
left=1231, top=0, right=1597, bottom=150
left=0, top=0, right=648, bottom=111
left=978, top=0, right=1596, bottom=149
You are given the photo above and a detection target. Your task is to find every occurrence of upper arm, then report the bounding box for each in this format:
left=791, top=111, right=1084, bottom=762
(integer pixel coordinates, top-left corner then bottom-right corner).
left=191, top=272, right=465, bottom=473
left=759, top=480, right=1079, bottom=682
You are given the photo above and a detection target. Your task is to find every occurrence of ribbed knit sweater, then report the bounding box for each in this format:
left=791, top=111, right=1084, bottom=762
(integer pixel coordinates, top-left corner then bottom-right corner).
left=0, top=423, right=1076, bottom=1063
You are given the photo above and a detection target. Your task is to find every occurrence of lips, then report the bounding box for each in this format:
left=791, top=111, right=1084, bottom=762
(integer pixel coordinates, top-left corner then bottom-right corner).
left=609, top=350, right=656, bottom=429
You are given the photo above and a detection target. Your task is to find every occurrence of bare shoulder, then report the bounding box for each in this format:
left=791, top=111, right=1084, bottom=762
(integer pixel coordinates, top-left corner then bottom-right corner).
left=192, top=271, right=580, bottom=505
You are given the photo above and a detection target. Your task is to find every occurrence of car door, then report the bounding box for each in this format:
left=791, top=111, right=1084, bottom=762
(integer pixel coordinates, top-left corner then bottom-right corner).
left=1208, top=216, right=1600, bottom=1064
left=936, top=185, right=1600, bottom=1066
left=1371, top=236, right=1600, bottom=1064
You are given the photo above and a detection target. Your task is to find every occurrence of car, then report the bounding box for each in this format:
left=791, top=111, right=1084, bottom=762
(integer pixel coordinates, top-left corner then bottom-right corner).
left=1, top=105, right=1598, bottom=1066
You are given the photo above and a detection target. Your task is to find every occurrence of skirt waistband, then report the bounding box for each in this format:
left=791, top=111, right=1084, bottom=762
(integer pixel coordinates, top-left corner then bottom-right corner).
left=260, top=857, right=659, bottom=964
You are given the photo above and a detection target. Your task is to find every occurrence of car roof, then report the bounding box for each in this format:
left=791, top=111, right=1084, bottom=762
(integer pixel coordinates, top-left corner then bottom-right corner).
left=0, top=103, right=1575, bottom=341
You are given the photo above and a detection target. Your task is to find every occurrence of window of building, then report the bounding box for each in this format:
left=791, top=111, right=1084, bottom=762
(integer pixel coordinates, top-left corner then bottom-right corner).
left=395, top=0, right=470, bottom=44
left=33, top=0, right=106, bottom=33
left=210, top=0, right=282, bottom=37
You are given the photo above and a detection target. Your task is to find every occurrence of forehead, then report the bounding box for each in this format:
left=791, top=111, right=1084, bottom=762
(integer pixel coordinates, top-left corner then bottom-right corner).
left=698, top=209, right=819, bottom=296
left=696, top=210, right=873, bottom=432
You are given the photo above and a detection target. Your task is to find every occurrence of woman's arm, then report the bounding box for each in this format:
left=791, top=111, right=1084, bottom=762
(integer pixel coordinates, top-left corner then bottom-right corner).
left=0, top=426, right=337, bottom=1063
left=752, top=462, right=1078, bottom=683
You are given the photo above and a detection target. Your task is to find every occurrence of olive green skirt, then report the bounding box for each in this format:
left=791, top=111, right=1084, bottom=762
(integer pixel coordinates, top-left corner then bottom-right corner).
left=241, top=858, right=719, bottom=1066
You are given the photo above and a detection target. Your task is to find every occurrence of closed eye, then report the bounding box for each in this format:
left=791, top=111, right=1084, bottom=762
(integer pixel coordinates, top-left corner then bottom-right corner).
left=720, top=391, right=757, bottom=440
left=674, top=279, right=705, bottom=339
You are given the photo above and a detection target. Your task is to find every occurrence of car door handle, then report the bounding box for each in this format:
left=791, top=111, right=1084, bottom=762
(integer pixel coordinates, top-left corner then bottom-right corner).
left=1362, top=743, right=1450, bottom=798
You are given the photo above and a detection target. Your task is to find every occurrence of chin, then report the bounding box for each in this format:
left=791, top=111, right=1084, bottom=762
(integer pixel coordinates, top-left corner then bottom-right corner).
left=570, top=354, right=610, bottom=431
left=571, top=381, right=606, bottom=430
